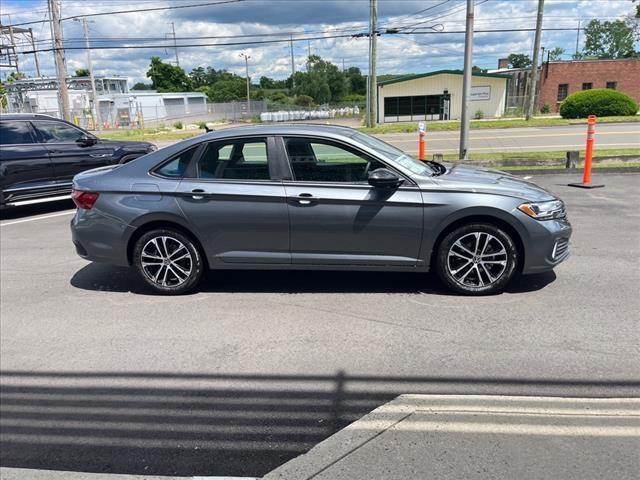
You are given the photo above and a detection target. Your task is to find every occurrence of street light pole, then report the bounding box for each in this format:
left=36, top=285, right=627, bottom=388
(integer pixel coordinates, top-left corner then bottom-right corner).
left=240, top=53, right=251, bottom=114
left=459, top=0, right=474, bottom=160
left=75, top=17, right=101, bottom=129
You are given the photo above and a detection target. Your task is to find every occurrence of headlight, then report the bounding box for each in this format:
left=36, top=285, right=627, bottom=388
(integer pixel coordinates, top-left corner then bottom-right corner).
left=147, top=144, right=158, bottom=152
left=518, top=200, right=566, bottom=220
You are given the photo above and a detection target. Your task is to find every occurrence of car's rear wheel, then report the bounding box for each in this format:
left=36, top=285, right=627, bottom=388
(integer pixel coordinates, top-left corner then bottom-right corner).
left=436, top=223, right=518, bottom=295
left=133, top=228, right=203, bottom=295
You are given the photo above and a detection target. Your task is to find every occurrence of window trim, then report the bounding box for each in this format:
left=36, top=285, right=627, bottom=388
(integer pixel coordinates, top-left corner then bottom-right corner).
left=0, top=120, right=38, bottom=145
left=557, top=84, right=569, bottom=102
left=30, top=119, right=95, bottom=144
left=279, top=134, right=416, bottom=187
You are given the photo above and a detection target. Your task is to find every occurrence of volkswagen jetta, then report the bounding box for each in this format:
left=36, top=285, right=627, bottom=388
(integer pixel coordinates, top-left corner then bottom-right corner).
left=70, top=125, right=571, bottom=295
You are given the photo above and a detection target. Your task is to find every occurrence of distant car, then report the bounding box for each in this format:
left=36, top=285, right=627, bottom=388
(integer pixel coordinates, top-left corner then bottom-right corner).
left=70, top=124, right=571, bottom=295
left=0, top=113, right=156, bottom=208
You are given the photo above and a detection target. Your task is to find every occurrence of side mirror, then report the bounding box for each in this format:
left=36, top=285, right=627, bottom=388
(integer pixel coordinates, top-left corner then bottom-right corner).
left=76, top=134, right=97, bottom=146
left=368, top=168, right=403, bottom=188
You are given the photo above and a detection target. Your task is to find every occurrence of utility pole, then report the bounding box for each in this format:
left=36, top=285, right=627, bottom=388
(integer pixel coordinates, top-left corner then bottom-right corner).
left=240, top=53, right=251, bottom=113
left=170, top=22, right=179, bottom=66
left=526, top=0, right=544, bottom=120
left=575, top=20, right=581, bottom=57
left=28, top=28, right=41, bottom=77
left=367, top=0, right=378, bottom=127
left=290, top=35, right=295, bottom=76
left=49, top=0, right=71, bottom=121
left=76, top=17, right=100, bottom=129
left=6, top=15, right=19, bottom=73
left=459, top=0, right=474, bottom=160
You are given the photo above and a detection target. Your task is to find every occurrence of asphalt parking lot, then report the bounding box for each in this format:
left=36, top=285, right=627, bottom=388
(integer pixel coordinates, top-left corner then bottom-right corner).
left=1, top=172, right=639, bottom=477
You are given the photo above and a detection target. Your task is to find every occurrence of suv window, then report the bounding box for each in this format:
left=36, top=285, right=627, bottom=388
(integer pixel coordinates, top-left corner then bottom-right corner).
left=0, top=121, right=36, bottom=145
left=33, top=120, right=86, bottom=143
left=284, top=138, right=385, bottom=183
left=197, top=139, right=270, bottom=180
left=155, top=146, right=199, bottom=178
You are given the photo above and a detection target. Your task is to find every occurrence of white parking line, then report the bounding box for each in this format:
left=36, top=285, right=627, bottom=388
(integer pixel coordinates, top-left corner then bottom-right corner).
left=0, top=210, right=76, bottom=227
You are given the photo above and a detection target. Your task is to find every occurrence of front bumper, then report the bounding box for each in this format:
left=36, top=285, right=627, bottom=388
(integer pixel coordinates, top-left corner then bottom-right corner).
left=521, top=214, right=572, bottom=275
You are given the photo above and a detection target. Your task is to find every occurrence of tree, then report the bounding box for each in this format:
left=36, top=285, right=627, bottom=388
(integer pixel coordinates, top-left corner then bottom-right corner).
left=547, top=47, right=565, bottom=61
left=582, top=19, right=639, bottom=59
left=146, top=57, right=192, bottom=92
left=74, top=68, right=90, bottom=77
left=507, top=53, right=532, bottom=68
left=199, top=77, right=246, bottom=102
left=345, top=67, right=366, bottom=95
left=6, top=71, right=26, bottom=82
left=259, top=76, right=276, bottom=89
left=132, top=82, right=153, bottom=90
left=293, top=55, right=346, bottom=103
left=472, top=65, right=488, bottom=74
left=189, top=66, right=208, bottom=89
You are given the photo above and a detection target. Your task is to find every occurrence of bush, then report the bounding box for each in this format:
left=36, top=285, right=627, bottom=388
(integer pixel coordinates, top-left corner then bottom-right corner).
left=197, top=121, right=208, bottom=129
left=294, top=95, right=314, bottom=107
left=540, top=103, right=551, bottom=114
left=341, top=93, right=366, bottom=102
left=173, top=121, right=183, bottom=130
left=474, top=109, right=484, bottom=119
left=559, top=89, right=638, bottom=118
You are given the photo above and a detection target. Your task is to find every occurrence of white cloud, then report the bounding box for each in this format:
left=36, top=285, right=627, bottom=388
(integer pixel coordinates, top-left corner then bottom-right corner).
left=2, top=0, right=637, bottom=85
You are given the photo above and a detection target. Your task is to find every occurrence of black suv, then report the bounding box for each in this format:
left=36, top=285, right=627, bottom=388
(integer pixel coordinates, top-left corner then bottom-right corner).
left=0, top=113, right=156, bottom=208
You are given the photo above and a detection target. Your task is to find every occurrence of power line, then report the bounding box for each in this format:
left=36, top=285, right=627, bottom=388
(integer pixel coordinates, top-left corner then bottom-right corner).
left=6, top=0, right=243, bottom=27
left=20, top=25, right=588, bottom=55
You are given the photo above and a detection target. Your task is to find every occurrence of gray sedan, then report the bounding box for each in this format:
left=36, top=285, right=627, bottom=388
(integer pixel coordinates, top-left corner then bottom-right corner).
left=70, top=124, right=571, bottom=295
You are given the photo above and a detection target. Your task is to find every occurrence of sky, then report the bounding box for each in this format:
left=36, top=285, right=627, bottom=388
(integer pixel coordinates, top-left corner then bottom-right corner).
left=1, top=0, right=638, bottom=86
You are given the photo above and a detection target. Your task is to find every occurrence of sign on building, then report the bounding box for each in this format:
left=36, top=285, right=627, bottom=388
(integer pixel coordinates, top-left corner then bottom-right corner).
left=471, top=85, right=491, bottom=101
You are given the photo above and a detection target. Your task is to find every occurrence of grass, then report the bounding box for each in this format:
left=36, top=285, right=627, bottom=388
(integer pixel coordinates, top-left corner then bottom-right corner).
left=497, top=162, right=640, bottom=171
left=359, top=115, right=640, bottom=134
left=99, top=127, right=203, bottom=142
left=438, top=147, right=640, bottom=162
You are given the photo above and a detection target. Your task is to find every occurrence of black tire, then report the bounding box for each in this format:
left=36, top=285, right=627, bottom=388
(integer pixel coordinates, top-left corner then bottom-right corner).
left=133, top=228, right=204, bottom=295
left=435, top=223, right=518, bottom=295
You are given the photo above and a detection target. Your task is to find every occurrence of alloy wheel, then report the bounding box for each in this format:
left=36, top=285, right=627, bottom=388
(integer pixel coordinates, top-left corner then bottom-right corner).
left=140, top=236, right=193, bottom=287
left=447, top=232, right=508, bottom=288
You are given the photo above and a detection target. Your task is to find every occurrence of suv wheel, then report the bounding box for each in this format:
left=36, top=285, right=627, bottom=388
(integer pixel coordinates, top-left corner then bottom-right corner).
left=436, top=223, right=518, bottom=295
left=133, top=228, right=203, bottom=295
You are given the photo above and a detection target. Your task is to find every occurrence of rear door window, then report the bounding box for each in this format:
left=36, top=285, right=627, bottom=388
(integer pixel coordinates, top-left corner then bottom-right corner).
left=0, top=121, right=36, bottom=145
left=197, top=139, right=270, bottom=180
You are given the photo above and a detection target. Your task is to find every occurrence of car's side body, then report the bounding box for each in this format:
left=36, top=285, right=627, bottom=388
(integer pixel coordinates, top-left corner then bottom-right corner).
left=0, top=114, right=155, bottom=208
left=71, top=125, right=571, bottom=279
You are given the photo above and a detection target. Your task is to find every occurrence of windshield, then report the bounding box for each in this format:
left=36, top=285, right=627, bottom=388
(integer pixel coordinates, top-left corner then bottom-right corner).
left=350, top=131, right=435, bottom=176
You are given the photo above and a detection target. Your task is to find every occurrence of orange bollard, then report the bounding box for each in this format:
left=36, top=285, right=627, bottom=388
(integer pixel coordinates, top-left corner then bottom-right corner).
left=418, top=122, right=426, bottom=161
left=569, top=115, right=604, bottom=189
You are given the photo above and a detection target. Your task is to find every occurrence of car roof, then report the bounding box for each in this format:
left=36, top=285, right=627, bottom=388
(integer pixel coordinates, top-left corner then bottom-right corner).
left=201, top=123, right=360, bottom=141
left=0, top=113, right=58, bottom=121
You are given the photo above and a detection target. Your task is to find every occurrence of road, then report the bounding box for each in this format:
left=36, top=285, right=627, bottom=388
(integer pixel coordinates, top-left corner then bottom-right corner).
left=1, top=173, right=639, bottom=477
left=378, top=122, right=640, bottom=155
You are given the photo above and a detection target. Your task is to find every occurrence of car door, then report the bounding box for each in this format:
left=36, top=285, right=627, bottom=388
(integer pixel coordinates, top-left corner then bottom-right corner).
left=32, top=119, right=116, bottom=183
left=0, top=120, right=57, bottom=199
left=280, top=136, right=424, bottom=267
left=173, top=136, right=290, bottom=265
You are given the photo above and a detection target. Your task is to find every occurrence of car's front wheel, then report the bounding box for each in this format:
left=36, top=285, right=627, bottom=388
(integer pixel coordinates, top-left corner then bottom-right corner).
left=133, top=228, right=203, bottom=295
left=436, top=223, right=518, bottom=295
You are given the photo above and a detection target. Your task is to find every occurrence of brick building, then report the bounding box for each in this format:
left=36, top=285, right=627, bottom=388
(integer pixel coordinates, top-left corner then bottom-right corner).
left=538, top=58, right=640, bottom=112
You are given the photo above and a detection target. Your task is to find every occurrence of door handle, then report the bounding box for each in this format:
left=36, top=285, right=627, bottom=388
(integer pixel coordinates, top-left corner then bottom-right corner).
left=191, top=188, right=205, bottom=200
left=297, top=193, right=314, bottom=205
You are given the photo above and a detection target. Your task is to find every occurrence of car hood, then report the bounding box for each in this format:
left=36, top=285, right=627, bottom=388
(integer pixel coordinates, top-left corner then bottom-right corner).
left=418, top=163, right=557, bottom=202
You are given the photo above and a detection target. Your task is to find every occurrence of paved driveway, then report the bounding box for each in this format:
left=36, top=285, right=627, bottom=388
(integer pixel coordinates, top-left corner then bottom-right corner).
left=1, top=173, right=638, bottom=477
